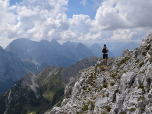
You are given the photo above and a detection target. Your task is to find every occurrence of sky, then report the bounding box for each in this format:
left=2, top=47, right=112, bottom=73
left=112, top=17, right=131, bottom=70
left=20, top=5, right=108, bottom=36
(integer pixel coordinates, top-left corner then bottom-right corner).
left=0, top=0, right=152, bottom=48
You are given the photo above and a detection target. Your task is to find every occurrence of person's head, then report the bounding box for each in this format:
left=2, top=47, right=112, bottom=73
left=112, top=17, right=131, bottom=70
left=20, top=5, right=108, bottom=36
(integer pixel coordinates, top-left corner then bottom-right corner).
left=104, top=44, right=106, bottom=47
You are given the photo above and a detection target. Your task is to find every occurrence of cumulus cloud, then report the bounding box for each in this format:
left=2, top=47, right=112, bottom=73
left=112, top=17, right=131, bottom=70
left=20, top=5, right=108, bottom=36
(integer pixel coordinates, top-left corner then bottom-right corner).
left=111, top=29, right=135, bottom=40
left=1, top=0, right=69, bottom=41
left=0, top=0, right=152, bottom=47
left=93, top=0, right=152, bottom=31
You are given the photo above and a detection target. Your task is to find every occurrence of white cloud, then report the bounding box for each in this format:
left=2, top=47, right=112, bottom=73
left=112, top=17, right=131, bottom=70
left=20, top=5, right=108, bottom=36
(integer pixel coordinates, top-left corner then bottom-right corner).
left=80, top=0, right=87, bottom=6
left=0, top=0, right=152, bottom=47
left=93, top=0, right=152, bottom=31
left=111, top=29, right=135, bottom=40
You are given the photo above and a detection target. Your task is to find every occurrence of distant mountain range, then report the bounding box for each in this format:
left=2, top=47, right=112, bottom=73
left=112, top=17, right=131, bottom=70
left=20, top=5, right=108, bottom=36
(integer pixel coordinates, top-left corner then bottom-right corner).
left=98, top=42, right=139, bottom=57
left=0, top=38, right=138, bottom=95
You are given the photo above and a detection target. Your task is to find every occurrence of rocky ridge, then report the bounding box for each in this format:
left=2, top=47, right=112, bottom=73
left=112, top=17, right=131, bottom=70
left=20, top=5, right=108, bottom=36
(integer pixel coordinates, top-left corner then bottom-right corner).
left=47, top=33, right=152, bottom=114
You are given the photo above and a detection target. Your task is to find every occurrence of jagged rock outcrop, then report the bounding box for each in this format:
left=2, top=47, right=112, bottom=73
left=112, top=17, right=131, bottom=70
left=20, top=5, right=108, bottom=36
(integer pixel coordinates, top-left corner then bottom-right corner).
left=47, top=33, right=152, bottom=114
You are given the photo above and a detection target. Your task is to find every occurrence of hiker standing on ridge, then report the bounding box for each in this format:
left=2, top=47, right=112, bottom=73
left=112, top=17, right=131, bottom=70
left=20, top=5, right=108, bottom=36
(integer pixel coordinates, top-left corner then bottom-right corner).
left=102, top=44, right=108, bottom=65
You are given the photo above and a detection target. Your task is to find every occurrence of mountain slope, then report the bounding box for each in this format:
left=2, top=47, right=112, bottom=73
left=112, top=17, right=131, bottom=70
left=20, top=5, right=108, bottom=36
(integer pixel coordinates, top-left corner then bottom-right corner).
left=48, top=33, right=152, bottom=113
left=5, top=39, right=98, bottom=68
left=0, top=56, right=99, bottom=114
left=0, top=46, right=29, bottom=95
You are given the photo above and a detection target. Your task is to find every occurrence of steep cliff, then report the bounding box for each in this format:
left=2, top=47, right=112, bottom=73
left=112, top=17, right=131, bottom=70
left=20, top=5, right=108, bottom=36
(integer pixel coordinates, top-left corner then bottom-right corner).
left=48, top=33, right=152, bottom=114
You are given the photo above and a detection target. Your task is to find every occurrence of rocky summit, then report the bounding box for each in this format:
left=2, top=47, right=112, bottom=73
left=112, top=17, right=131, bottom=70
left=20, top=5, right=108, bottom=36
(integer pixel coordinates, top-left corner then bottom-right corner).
left=46, top=33, right=152, bottom=114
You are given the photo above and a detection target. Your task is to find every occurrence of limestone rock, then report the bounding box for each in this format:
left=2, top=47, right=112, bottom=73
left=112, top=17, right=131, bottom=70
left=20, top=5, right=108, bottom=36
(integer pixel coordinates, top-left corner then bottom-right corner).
left=122, top=49, right=129, bottom=56
left=47, top=33, right=152, bottom=114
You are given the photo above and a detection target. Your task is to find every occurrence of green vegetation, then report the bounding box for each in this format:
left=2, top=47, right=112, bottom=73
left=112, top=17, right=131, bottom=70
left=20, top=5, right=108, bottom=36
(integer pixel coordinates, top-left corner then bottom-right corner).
left=146, top=44, right=151, bottom=51
left=106, top=106, right=111, bottom=112
left=57, top=99, right=63, bottom=107
left=118, top=76, right=121, bottom=79
left=102, top=112, right=106, bottom=114
left=138, top=83, right=145, bottom=93
left=139, top=62, right=144, bottom=67
left=140, top=70, right=145, bottom=73
left=100, top=65, right=105, bottom=71
left=142, top=51, right=146, bottom=56
left=120, top=57, right=131, bottom=65
left=100, top=86, right=103, bottom=90
left=111, top=73, right=117, bottom=78
left=83, top=105, right=88, bottom=111
left=103, top=82, right=108, bottom=88
left=122, top=112, right=127, bottom=114
left=130, top=108, right=136, bottom=112
left=106, top=93, right=109, bottom=97
left=135, top=59, right=139, bottom=63
left=1, top=67, right=66, bottom=114
left=83, top=101, right=95, bottom=111
left=110, top=81, right=115, bottom=86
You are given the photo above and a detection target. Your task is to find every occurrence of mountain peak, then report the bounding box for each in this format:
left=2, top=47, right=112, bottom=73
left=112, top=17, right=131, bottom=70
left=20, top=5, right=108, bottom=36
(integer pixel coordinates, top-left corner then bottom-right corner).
left=91, top=43, right=101, bottom=49
left=50, top=39, right=61, bottom=46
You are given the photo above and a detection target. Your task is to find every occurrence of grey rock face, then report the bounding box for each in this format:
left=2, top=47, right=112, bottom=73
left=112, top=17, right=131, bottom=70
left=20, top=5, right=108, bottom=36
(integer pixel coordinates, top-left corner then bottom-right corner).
left=122, top=49, right=129, bottom=56
left=48, top=33, right=152, bottom=114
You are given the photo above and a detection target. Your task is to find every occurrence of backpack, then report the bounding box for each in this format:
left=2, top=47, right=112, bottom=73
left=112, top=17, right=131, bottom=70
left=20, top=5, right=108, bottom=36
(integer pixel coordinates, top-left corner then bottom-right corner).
left=102, top=47, right=107, bottom=53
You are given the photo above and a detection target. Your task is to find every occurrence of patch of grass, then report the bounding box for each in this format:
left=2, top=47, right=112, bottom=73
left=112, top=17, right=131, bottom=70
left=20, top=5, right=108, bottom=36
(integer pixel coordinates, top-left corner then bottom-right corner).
left=120, top=57, right=131, bottom=65
left=107, top=106, right=111, bottom=112
left=102, top=95, right=105, bottom=97
left=122, top=112, right=126, bottom=114
left=117, top=76, right=121, bottom=79
left=130, top=108, right=136, bottom=112
left=90, top=101, right=95, bottom=111
left=88, top=88, right=91, bottom=91
left=141, top=96, right=145, bottom=100
left=111, top=73, right=117, bottom=78
left=139, top=62, right=144, bottom=67
left=93, top=97, right=96, bottom=100
left=135, top=59, right=139, bottom=63
left=43, top=91, right=55, bottom=101
left=57, top=100, right=62, bottom=107
left=106, top=93, right=109, bottom=97
left=110, top=81, right=115, bottom=86
left=116, top=89, right=119, bottom=93
left=102, top=112, right=106, bottom=114
left=83, top=101, right=95, bottom=111
left=140, top=70, right=145, bottom=73
left=103, top=82, right=108, bottom=88
left=99, top=65, right=105, bottom=71
left=28, top=111, right=37, bottom=114
left=138, top=84, right=145, bottom=93
left=83, top=105, right=88, bottom=111
left=146, top=44, right=151, bottom=51
left=142, top=51, right=146, bottom=56
left=100, top=86, right=103, bottom=90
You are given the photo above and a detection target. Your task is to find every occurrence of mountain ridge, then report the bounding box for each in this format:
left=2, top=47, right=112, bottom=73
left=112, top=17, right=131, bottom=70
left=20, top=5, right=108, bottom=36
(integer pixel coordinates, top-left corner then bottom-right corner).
left=47, top=33, right=152, bottom=114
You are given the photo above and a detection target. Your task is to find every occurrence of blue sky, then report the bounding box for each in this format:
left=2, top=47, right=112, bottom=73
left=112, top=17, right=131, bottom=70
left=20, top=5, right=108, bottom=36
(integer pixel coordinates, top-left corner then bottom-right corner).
left=0, top=0, right=152, bottom=48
